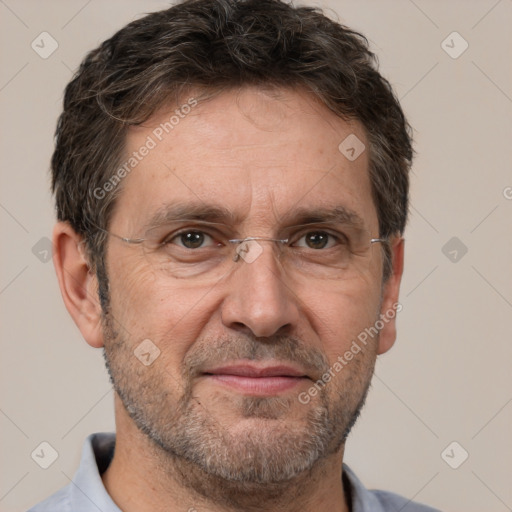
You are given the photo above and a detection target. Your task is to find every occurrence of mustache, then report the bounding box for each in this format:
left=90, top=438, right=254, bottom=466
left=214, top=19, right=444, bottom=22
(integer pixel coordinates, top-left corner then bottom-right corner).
left=183, top=334, right=330, bottom=381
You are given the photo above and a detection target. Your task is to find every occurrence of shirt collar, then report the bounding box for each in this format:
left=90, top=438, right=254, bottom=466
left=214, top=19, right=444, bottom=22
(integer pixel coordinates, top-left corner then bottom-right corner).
left=70, top=432, right=120, bottom=511
left=74, top=433, right=387, bottom=512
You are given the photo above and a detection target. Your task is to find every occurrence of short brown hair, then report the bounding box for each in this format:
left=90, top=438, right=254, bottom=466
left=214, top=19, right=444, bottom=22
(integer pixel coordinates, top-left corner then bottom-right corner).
left=52, top=0, right=413, bottom=296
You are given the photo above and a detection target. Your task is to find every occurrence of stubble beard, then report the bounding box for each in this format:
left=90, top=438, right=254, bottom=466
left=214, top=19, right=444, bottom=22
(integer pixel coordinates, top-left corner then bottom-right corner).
left=101, top=308, right=376, bottom=510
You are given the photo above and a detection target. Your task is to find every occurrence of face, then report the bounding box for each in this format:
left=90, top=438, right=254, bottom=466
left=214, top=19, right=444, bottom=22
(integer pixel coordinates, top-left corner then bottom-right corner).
left=100, top=86, right=396, bottom=493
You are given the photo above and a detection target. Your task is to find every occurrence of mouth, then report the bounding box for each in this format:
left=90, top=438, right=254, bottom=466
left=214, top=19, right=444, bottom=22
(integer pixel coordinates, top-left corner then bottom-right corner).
left=201, top=362, right=310, bottom=396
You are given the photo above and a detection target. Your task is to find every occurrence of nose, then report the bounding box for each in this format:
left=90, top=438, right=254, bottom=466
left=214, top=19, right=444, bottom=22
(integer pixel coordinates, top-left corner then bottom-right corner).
left=220, top=241, right=300, bottom=338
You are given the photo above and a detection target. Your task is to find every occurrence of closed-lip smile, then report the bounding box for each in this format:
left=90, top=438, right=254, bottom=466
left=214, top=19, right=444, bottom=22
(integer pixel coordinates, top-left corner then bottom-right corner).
left=202, top=362, right=310, bottom=395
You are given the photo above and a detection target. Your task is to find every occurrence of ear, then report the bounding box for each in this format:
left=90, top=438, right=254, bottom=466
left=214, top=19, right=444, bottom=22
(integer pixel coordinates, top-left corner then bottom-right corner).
left=377, top=236, right=405, bottom=355
left=52, top=221, right=105, bottom=348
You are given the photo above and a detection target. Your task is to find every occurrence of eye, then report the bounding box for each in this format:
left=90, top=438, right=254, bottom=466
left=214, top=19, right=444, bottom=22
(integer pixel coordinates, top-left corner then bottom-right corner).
left=167, top=230, right=218, bottom=249
left=293, top=231, right=342, bottom=250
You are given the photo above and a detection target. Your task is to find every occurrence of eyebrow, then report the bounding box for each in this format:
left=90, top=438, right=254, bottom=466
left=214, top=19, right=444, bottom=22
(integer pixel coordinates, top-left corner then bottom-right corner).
left=141, top=201, right=366, bottom=233
left=280, top=205, right=365, bottom=228
left=142, top=202, right=241, bottom=232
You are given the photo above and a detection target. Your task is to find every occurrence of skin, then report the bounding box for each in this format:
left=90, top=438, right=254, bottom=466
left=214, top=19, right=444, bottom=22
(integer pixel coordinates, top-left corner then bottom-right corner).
left=53, top=86, right=404, bottom=512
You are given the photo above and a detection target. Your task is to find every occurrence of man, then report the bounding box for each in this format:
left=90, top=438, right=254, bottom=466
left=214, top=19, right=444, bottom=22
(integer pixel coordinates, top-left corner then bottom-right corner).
left=29, top=0, right=440, bottom=510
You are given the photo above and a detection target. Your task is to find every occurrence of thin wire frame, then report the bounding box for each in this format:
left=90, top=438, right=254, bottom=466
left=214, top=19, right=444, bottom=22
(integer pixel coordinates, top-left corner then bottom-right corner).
left=92, top=221, right=388, bottom=281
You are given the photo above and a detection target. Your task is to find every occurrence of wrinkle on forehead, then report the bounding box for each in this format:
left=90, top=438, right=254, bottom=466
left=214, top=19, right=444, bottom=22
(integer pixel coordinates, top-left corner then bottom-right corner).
left=110, top=86, right=376, bottom=237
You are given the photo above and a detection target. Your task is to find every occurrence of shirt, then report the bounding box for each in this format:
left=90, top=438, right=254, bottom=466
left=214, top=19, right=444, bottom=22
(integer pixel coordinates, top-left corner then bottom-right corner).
left=28, top=433, right=441, bottom=512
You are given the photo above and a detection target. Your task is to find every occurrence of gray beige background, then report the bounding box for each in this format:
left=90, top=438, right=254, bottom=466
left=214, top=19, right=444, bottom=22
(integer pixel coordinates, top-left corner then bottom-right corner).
left=1, top=1, right=511, bottom=511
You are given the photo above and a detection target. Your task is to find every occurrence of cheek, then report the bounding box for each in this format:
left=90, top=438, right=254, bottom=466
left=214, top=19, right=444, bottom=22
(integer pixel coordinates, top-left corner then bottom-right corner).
left=109, top=259, right=159, bottom=325
left=304, top=278, right=381, bottom=361
left=108, top=261, right=215, bottom=362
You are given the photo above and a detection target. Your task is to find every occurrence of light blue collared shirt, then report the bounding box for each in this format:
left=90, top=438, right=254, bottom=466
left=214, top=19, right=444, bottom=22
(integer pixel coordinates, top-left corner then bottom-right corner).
left=28, top=433, right=441, bottom=512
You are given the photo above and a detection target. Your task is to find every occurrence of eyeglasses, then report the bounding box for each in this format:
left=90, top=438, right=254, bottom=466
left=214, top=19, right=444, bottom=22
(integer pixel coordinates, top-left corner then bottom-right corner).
left=94, top=220, right=387, bottom=283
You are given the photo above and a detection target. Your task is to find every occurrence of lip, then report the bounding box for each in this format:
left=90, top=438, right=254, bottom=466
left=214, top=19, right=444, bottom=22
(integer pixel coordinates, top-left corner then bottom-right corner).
left=204, top=363, right=308, bottom=378
left=202, top=363, right=310, bottom=396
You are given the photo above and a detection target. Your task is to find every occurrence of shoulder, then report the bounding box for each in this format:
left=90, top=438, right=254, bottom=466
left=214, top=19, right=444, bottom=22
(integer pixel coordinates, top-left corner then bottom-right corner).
left=26, top=485, right=72, bottom=512
left=343, top=464, right=442, bottom=512
left=26, top=433, right=117, bottom=512
left=370, top=489, right=442, bottom=512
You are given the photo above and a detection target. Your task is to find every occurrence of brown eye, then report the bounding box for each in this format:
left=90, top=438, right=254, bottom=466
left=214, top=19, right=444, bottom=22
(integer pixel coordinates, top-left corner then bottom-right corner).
left=306, top=232, right=328, bottom=249
left=170, top=231, right=214, bottom=249
left=294, top=231, right=338, bottom=250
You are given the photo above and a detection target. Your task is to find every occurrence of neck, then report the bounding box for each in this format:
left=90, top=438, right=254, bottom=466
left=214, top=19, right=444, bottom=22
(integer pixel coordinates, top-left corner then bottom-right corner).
left=102, top=396, right=350, bottom=512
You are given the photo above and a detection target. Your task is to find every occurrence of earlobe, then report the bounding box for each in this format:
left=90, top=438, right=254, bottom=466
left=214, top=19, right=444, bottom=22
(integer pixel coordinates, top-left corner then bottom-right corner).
left=52, top=222, right=105, bottom=348
left=377, top=237, right=405, bottom=355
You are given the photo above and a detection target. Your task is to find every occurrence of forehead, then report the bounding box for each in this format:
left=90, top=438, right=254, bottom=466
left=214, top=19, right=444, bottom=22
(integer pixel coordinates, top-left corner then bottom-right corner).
left=109, top=86, right=377, bottom=233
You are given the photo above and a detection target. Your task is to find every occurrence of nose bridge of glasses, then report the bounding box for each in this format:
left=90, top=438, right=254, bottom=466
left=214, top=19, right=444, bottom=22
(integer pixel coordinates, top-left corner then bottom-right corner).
left=229, top=236, right=289, bottom=244
left=229, top=236, right=288, bottom=264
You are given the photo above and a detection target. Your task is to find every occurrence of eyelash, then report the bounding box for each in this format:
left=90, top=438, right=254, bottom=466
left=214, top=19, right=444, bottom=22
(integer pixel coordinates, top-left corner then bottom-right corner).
left=165, top=230, right=218, bottom=248
left=163, top=228, right=347, bottom=249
